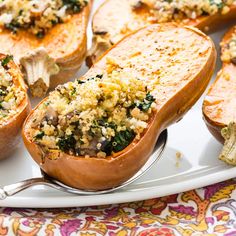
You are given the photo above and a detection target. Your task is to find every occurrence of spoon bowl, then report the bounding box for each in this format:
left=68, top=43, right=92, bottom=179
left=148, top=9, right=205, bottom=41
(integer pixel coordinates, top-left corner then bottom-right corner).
left=0, top=130, right=167, bottom=200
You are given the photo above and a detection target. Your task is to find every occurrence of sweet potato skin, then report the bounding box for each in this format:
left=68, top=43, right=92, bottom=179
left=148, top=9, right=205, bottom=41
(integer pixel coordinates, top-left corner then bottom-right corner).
left=23, top=24, right=216, bottom=190
left=203, top=26, right=236, bottom=143
left=86, top=0, right=236, bottom=66
left=0, top=55, right=30, bottom=160
left=0, top=2, right=91, bottom=89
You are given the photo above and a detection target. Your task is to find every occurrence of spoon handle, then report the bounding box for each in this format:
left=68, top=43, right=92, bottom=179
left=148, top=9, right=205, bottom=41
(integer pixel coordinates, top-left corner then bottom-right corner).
left=0, top=178, right=50, bottom=200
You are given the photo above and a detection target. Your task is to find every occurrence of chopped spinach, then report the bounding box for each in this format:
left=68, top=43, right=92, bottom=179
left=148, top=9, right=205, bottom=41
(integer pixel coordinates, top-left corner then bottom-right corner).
left=91, top=118, right=116, bottom=130
left=77, top=79, right=85, bottom=84
left=62, top=0, right=88, bottom=13
left=101, top=130, right=135, bottom=154
left=51, top=19, right=59, bottom=26
left=4, top=21, right=20, bottom=34
left=18, top=9, right=23, bottom=16
left=77, top=74, right=103, bottom=84
left=88, top=118, right=135, bottom=155
left=70, top=87, right=77, bottom=95
left=4, top=0, right=87, bottom=37
left=89, top=119, right=116, bottom=137
left=57, top=135, right=76, bottom=152
left=95, top=74, right=103, bottom=79
left=100, top=139, right=113, bottom=155
left=0, top=89, right=6, bottom=96
left=87, top=74, right=104, bottom=81
left=136, top=92, right=155, bottom=112
left=36, top=31, right=45, bottom=39
left=34, top=131, right=45, bottom=140
left=209, top=0, right=224, bottom=9
left=0, top=113, right=7, bottom=118
left=71, top=120, right=80, bottom=127
left=1, top=55, right=13, bottom=67
left=112, top=130, right=135, bottom=152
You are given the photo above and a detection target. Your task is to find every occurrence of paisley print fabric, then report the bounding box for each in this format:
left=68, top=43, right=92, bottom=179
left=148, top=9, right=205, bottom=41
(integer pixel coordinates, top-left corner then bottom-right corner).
left=1, top=179, right=236, bottom=235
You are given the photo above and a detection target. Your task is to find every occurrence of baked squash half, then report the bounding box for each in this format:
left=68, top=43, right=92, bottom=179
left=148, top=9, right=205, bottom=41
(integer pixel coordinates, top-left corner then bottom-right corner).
left=86, top=0, right=236, bottom=66
left=0, top=0, right=92, bottom=97
left=203, top=25, right=236, bottom=165
left=23, top=24, right=216, bottom=190
left=0, top=54, right=30, bottom=160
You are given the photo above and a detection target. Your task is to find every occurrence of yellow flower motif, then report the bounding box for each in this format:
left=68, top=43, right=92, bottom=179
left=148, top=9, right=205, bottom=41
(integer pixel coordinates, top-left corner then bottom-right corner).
left=117, top=230, right=128, bottom=236
left=214, top=225, right=229, bottom=233
left=123, top=222, right=137, bottom=228
left=80, top=233, right=96, bottom=236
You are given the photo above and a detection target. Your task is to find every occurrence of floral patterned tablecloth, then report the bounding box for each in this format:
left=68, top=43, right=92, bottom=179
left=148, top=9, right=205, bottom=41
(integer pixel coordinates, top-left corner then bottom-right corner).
left=1, top=180, right=236, bottom=235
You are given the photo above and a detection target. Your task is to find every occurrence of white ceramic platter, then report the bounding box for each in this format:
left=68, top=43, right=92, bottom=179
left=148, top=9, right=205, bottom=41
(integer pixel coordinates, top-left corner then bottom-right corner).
left=0, top=1, right=236, bottom=208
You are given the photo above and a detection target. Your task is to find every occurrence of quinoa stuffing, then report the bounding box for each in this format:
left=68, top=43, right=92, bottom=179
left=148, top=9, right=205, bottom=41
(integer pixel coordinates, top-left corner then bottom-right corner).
left=0, top=55, right=25, bottom=122
left=131, top=0, right=235, bottom=22
left=221, top=33, right=236, bottom=64
left=0, top=0, right=88, bottom=38
left=30, top=70, right=156, bottom=158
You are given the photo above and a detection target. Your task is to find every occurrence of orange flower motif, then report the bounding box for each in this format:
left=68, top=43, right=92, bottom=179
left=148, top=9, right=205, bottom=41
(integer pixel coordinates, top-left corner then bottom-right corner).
left=138, top=228, right=175, bottom=236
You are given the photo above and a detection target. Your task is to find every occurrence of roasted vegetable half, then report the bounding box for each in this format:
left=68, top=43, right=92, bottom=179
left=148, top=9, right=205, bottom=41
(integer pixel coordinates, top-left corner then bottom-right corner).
left=23, top=24, right=216, bottom=190
left=0, top=54, right=30, bottom=160
left=86, top=0, right=236, bottom=66
left=203, top=25, right=236, bottom=165
left=0, top=0, right=92, bottom=97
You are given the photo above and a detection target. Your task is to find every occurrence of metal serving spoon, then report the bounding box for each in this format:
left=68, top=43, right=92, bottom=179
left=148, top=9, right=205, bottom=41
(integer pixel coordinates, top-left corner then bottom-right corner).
left=0, top=130, right=167, bottom=200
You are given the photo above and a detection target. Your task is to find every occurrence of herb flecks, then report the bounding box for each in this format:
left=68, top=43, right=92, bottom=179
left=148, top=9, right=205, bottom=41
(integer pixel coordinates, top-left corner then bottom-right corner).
left=32, top=71, right=155, bottom=158
left=62, top=0, right=88, bottom=13
left=210, top=0, right=224, bottom=9
left=0, top=0, right=88, bottom=37
left=77, top=74, right=103, bottom=84
left=1, top=55, right=13, bottom=67
left=112, top=130, right=135, bottom=152
left=57, top=135, right=76, bottom=152
left=137, top=92, right=155, bottom=112
left=0, top=89, right=7, bottom=96
left=100, top=130, right=135, bottom=155
left=34, top=131, right=45, bottom=140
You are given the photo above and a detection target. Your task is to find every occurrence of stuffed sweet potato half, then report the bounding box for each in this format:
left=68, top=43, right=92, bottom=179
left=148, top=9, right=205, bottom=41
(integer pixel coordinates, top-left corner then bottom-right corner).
left=23, top=24, right=216, bottom=190
left=0, top=0, right=92, bottom=97
left=203, top=25, right=236, bottom=165
left=86, top=0, right=236, bottom=66
left=0, top=54, right=30, bottom=160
